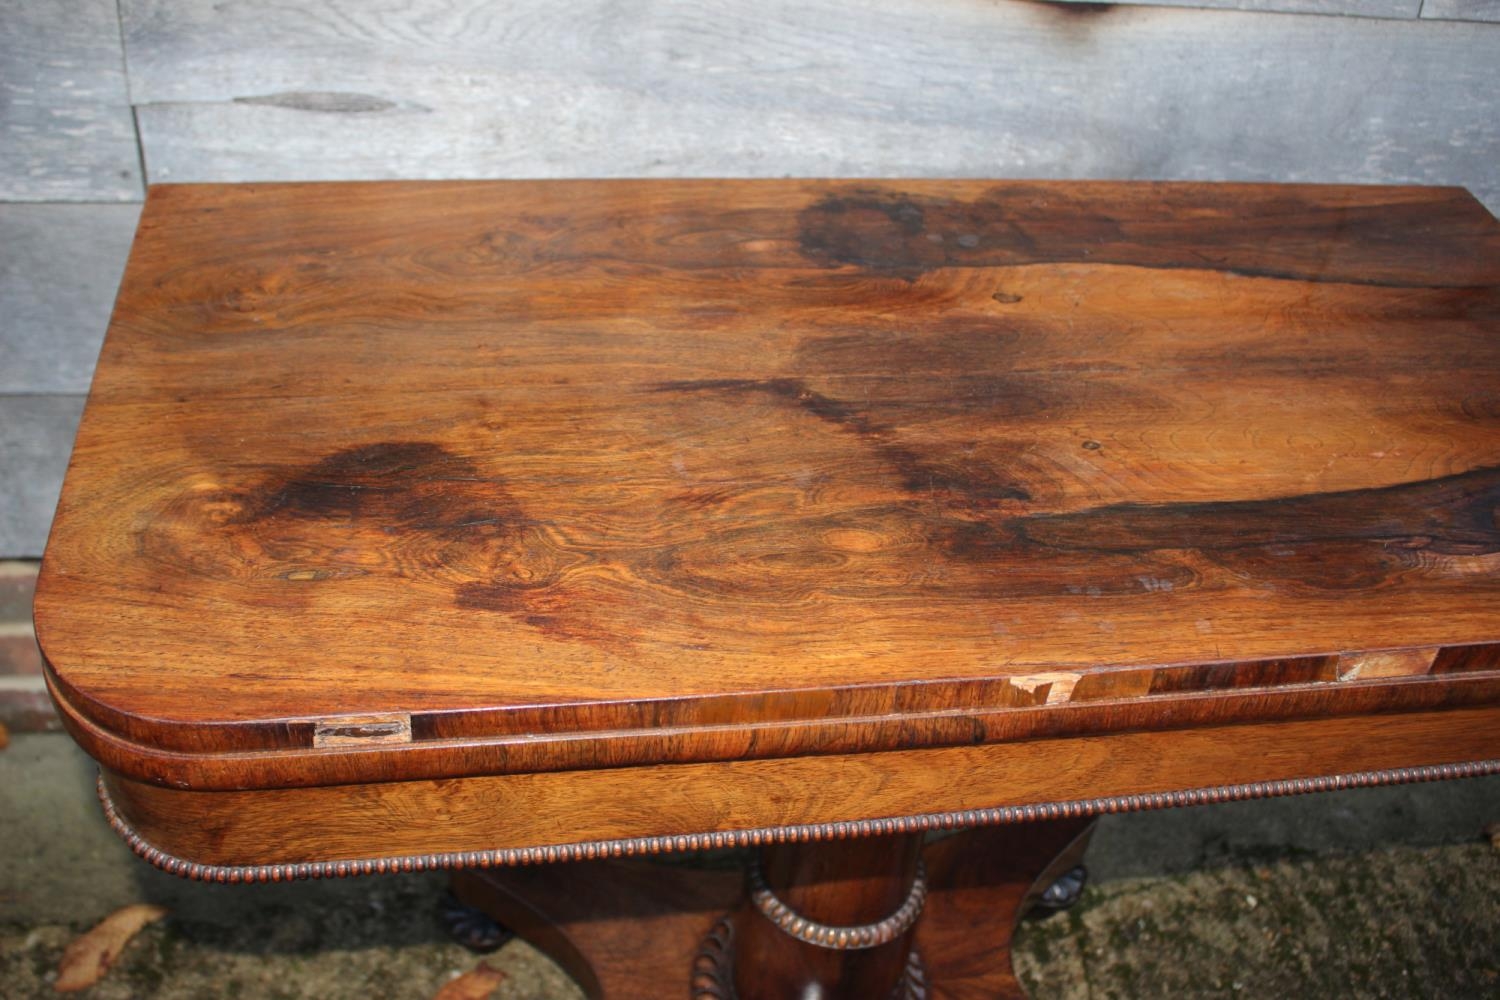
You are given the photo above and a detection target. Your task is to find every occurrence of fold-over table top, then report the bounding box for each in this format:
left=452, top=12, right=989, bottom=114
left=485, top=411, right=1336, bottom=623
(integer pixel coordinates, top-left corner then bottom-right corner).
left=35, top=180, right=1500, bottom=788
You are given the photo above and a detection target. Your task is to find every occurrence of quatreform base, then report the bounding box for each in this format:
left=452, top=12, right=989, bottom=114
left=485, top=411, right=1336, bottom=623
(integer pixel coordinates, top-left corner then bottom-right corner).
left=448, top=822, right=1094, bottom=1000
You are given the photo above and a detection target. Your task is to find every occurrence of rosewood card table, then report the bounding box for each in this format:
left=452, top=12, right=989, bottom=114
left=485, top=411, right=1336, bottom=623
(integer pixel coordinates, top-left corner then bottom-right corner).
left=35, top=179, right=1500, bottom=998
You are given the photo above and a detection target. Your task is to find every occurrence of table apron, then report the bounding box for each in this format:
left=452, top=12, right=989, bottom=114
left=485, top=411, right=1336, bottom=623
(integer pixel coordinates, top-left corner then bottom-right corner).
left=98, top=703, right=1500, bottom=881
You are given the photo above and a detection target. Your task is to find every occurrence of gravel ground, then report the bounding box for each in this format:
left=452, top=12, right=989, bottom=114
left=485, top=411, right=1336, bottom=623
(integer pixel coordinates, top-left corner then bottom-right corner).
left=3, top=734, right=1497, bottom=998
left=1013, top=843, right=1500, bottom=998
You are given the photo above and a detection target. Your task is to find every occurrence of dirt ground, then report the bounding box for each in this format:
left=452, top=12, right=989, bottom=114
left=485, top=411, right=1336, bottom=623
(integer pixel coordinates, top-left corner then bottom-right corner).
left=3, top=733, right=1497, bottom=998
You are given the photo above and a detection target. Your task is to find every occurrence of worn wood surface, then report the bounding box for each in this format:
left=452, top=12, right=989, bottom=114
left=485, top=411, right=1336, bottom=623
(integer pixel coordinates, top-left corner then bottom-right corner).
left=1422, top=0, right=1500, bottom=21
left=7, top=0, right=1499, bottom=565
left=120, top=1, right=1500, bottom=211
left=0, top=0, right=142, bottom=200
left=33, top=179, right=1500, bottom=788
left=53, top=659, right=1500, bottom=790
left=98, top=705, right=1500, bottom=867
left=90, top=701, right=1500, bottom=995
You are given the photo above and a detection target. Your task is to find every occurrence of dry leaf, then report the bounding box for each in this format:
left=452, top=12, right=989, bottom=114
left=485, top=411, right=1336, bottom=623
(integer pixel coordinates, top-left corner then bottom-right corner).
left=433, top=959, right=508, bottom=1000
left=54, top=903, right=168, bottom=992
left=0, top=721, right=10, bottom=750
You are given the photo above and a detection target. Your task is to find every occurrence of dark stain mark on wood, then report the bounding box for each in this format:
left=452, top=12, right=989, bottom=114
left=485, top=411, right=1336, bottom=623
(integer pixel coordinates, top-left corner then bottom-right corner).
left=1021, top=465, right=1500, bottom=593
left=453, top=580, right=574, bottom=639
left=923, top=512, right=1208, bottom=600
left=1034, top=1, right=1117, bottom=16
left=791, top=323, right=1025, bottom=379
left=634, top=460, right=1500, bottom=605
left=798, top=189, right=1035, bottom=280
left=233, top=443, right=523, bottom=540
left=796, top=187, right=1498, bottom=288
left=233, top=91, right=410, bottom=114
left=1024, top=465, right=1500, bottom=555
left=142, top=442, right=603, bottom=642
left=654, top=377, right=1031, bottom=504
left=140, top=434, right=1500, bottom=652
left=933, top=465, right=1500, bottom=598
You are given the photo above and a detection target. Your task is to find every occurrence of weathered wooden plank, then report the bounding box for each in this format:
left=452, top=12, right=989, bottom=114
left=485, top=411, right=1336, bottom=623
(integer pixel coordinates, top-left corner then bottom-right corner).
left=0, top=204, right=142, bottom=394
left=1, top=0, right=142, bottom=200
left=1058, top=0, right=1420, bottom=17
left=0, top=395, right=86, bottom=557
left=124, top=1, right=1499, bottom=213
left=1422, top=0, right=1500, bottom=21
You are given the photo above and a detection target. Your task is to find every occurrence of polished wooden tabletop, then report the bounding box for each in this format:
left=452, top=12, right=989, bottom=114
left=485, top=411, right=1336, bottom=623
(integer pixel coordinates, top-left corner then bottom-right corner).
left=35, top=180, right=1500, bottom=793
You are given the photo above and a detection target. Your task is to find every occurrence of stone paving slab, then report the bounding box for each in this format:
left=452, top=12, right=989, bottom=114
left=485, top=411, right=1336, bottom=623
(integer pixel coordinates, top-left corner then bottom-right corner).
left=0, top=0, right=142, bottom=200
left=0, top=204, right=140, bottom=394
left=0, top=396, right=84, bottom=557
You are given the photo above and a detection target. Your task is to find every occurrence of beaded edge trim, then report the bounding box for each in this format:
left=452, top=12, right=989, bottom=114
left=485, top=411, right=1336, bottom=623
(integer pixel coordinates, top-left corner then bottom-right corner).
left=747, top=857, right=928, bottom=949
left=97, top=759, right=1500, bottom=885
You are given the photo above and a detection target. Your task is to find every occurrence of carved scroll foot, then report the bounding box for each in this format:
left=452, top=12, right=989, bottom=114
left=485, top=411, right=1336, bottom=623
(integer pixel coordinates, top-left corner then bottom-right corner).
left=1030, top=864, right=1089, bottom=917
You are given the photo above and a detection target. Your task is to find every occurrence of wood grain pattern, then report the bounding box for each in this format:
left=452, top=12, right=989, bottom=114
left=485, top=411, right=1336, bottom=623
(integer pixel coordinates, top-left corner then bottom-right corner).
left=121, top=2, right=1500, bottom=212
left=453, top=858, right=742, bottom=1000
left=98, top=705, right=1500, bottom=870
left=47, top=657, right=1500, bottom=790
left=33, top=179, right=1500, bottom=788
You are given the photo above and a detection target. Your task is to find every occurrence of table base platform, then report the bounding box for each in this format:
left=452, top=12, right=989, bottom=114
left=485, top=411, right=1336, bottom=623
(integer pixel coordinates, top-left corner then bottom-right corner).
left=450, top=819, right=1093, bottom=999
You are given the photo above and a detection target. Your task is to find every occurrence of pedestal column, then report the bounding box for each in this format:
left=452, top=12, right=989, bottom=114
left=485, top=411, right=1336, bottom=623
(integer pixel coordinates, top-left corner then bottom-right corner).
left=730, top=832, right=926, bottom=999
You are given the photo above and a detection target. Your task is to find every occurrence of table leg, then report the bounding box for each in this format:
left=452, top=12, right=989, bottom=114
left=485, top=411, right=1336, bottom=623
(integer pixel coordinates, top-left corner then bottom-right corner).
left=731, top=833, right=926, bottom=999
left=918, top=817, right=1097, bottom=999
left=450, top=857, right=742, bottom=998
left=448, top=817, right=1094, bottom=999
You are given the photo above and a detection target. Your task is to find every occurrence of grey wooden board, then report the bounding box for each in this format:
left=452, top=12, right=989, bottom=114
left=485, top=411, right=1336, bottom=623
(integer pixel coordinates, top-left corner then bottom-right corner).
left=1057, top=0, right=1420, bottom=17
left=1, top=0, right=142, bottom=201
left=0, top=204, right=141, bottom=394
left=0, top=395, right=85, bottom=557
left=1422, top=0, right=1500, bottom=21
left=124, top=1, right=1500, bottom=213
